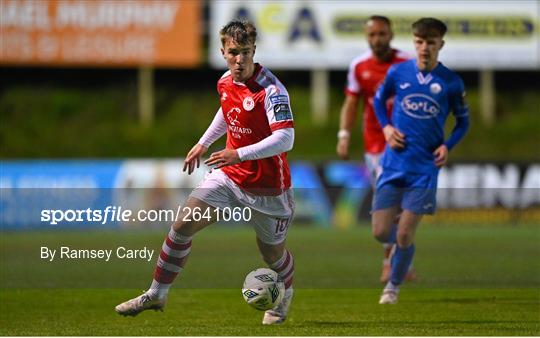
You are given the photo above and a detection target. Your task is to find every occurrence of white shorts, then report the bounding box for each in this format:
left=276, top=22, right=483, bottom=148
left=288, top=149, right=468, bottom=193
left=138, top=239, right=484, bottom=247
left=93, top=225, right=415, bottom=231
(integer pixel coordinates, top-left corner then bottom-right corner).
left=189, top=169, right=295, bottom=245
left=364, top=152, right=383, bottom=187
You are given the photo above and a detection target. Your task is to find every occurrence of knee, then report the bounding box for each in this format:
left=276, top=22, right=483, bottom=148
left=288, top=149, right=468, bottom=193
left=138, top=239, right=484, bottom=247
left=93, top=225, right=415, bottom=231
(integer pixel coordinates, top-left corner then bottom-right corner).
left=396, top=230, right=413, bottom=247
left=372, top=226, right=389, bottom=243
left=372, top=218, right=390, bottom=243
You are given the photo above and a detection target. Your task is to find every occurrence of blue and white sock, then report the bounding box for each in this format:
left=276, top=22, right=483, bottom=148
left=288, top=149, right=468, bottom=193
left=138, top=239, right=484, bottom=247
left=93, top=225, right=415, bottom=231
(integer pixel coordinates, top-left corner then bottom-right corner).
left=390, top=243, right=415, bottom=286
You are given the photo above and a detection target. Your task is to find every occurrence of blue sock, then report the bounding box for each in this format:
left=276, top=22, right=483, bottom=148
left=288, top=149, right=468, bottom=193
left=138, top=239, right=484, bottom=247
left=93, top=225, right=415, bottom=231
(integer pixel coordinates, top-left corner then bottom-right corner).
left=390, top=244, right=415, bottom=285
left=387, top=223, right=397, bottom=244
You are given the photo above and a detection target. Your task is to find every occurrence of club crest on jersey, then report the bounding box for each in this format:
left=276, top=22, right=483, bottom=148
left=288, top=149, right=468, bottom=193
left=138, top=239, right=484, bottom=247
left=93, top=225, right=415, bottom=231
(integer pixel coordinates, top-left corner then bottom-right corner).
left=401, top=94, right=440, bottom=119
left=430, top=83, right=442, bottom=94
left=243, top=96, right=255, bottom=111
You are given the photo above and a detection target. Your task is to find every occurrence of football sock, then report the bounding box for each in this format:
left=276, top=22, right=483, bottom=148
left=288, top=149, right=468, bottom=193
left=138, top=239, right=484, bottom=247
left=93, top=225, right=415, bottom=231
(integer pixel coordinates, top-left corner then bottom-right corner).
left=148, top=227, right=192, bottom=299
left=382, top=223, right=398, bottom=260
left=269, top=250, right=294, bottom=290
left=390, top=243, right=415, bottom=286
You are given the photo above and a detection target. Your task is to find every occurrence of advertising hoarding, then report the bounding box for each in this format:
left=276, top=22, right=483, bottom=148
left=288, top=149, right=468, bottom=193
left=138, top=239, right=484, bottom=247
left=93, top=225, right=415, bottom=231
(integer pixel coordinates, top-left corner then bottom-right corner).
left=209, top=1, right=539, bottom=70
left=1, top=0, right=201, bottom=67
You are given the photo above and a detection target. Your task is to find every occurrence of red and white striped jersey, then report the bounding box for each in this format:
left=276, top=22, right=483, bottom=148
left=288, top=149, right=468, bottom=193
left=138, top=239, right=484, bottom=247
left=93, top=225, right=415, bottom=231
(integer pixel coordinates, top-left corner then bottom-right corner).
left=218, top=63, right=294, bottom=195
left=345, top=49, right=409, bottom=154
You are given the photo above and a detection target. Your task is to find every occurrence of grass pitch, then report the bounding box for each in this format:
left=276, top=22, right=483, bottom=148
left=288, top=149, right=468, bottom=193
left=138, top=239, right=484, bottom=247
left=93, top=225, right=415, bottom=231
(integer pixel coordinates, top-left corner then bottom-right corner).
left=1, top=224, right=539, bottom=335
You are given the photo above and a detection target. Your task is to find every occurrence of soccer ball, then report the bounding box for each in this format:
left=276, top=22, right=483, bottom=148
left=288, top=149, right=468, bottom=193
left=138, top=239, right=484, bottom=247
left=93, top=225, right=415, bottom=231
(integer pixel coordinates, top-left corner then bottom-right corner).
left=242, top=268, right=284, bottom=311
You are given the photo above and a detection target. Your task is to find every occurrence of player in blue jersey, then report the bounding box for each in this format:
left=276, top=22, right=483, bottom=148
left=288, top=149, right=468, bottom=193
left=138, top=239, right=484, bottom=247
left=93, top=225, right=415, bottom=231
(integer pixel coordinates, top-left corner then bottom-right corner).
left=372, top=18, right=469, bottom=304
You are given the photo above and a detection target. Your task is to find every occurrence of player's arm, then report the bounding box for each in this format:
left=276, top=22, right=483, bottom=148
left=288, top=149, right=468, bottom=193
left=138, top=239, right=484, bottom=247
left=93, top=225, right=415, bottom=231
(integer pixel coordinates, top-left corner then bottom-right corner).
left=336, top=94, right=359, bottom=159
left=373, top=67, right=405, bottom=149
left=337, top=61, right=362, bottom=159
left=183, top=108, right=227, bottom=174
left=205, top=129, right=294, bottom=169
left=434, top=80, right=470, bottom=167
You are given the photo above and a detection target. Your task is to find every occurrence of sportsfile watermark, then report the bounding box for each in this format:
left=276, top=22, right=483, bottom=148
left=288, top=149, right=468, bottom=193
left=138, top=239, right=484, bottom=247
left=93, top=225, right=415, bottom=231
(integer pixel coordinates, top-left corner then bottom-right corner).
left=40, top=205, right=253, bottom=225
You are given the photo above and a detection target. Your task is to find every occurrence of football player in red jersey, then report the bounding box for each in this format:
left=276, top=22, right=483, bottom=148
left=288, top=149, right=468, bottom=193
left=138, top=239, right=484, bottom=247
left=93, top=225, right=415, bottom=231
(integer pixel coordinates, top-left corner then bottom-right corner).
left=116, top=20, right=295, bottom=325
left=336, top=15, right=416, bottom=284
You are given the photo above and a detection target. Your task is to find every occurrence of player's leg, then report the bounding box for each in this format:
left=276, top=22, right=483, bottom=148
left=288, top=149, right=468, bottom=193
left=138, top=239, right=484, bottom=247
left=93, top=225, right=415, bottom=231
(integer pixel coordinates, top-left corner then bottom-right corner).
left=146, top=197, right=217, bottom=300
left=394, top=210, right=418, bottom=283
left=257, top=236, right=294, bottom=325
left=247, top=190, right=295, bottom=325
left=372, top=206, right=401, bottom=244
left=379, top=210, right=422, bottom=304
left=365, top=153, right=398, bottom=283
left=115, top=169, right=234, bottom=316
left=372, top=206, right=401, bottom=280
left=115, top=197, right=217, bottom=316
left=380, top=173, right=437, bottom=304
left=371, top=167, right=402, bottom=249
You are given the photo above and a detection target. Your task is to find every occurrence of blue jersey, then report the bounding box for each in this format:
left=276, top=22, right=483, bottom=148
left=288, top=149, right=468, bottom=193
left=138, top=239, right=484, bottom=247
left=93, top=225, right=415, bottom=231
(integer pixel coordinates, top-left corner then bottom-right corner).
left=374, top=59, right=469, bottom=174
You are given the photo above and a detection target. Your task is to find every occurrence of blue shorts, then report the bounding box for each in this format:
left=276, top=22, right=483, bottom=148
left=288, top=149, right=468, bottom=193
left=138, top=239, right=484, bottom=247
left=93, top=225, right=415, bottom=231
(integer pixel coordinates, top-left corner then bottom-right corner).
left=372, top=168, right=438, bottom=215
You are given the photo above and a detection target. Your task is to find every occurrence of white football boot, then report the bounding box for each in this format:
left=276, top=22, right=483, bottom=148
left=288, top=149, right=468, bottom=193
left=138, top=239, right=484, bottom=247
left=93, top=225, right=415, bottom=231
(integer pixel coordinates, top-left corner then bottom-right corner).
left=262, top=288, right=293, bottom=325
left=379, top=288, right=399, bottom=304
left=115, top=292, right=166, bottom=316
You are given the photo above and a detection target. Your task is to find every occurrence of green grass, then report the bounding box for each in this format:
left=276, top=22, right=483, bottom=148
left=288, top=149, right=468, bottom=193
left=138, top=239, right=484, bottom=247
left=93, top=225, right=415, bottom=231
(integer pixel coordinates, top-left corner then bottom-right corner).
left=1, top=225, right=539, bottom=335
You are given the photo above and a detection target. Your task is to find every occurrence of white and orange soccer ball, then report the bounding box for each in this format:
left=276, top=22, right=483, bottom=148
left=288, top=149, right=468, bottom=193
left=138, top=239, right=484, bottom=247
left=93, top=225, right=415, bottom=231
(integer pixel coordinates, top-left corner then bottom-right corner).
left=242, top=268, right=284, bottom=311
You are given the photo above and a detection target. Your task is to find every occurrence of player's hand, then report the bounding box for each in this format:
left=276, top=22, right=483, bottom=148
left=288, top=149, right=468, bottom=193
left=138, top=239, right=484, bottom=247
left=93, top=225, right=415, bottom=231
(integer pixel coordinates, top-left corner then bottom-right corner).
left=383, top=125, right=405, bottom=149
left=336, top=138, right=350, bottom=160
left=433, top=144, right=449, bottom=167
left=204, top=148, right=240, bottom=169
left=183, top=144, right=208, bottom=175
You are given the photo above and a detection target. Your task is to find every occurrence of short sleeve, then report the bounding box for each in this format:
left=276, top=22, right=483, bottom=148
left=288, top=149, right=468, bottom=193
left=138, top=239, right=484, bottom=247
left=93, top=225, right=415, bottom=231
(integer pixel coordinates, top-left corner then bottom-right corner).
left=345, top=61, right=361, bottom=96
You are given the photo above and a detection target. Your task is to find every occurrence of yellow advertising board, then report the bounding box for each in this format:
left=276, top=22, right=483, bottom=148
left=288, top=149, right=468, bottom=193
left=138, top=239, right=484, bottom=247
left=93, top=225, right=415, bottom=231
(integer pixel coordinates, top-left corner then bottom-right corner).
left=1, top=0, right=201, bottom=67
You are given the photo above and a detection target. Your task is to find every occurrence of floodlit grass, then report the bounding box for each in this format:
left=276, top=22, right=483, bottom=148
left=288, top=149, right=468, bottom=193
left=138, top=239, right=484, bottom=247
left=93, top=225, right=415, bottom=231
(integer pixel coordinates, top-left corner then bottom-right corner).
left=1, top=225, right=539, bottom=335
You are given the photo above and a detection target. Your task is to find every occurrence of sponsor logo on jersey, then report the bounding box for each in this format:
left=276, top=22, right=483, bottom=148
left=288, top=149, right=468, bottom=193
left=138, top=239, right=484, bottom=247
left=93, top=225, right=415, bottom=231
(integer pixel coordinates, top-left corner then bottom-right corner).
left=274, top=104, right=292, bottom=121
left=430, top=83, right=442, bottom=94
left=227, top=107, right=241, bottom=125
left=243, top=96, right=255, bottom=111
left=226, top=107, right=252, bottom=138
left=401, top=94, right=440, bottom=119
left=269, top=95, right=288, bottom=105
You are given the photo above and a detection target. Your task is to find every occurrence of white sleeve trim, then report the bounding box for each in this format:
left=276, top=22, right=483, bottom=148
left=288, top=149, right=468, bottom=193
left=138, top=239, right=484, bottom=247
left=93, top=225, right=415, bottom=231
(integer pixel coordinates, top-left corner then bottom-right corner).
left=236, top=128, right=294, bottom=161
left=198, top=108, right=227, bottom=148
left=346, top=52, right=370, bottom=94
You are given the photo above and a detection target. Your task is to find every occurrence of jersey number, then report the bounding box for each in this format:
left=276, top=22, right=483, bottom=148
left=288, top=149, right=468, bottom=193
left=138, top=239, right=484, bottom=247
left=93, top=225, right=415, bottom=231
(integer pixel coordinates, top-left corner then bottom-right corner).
left=274, top=218, right=290, bottom=234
